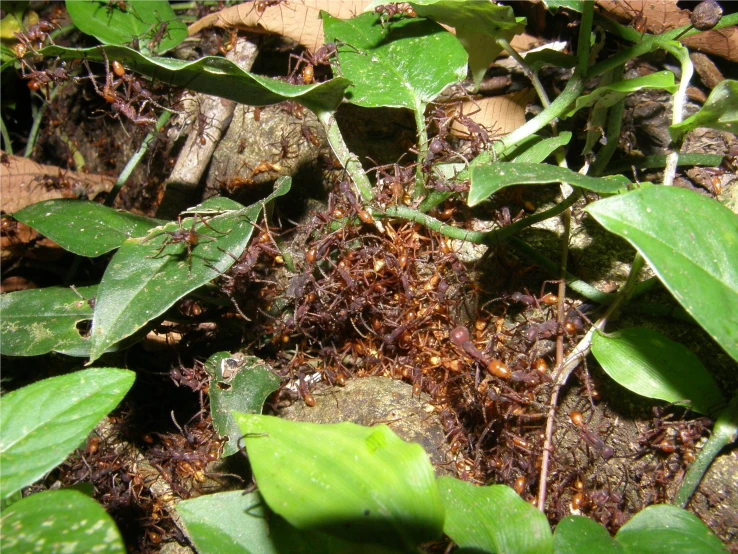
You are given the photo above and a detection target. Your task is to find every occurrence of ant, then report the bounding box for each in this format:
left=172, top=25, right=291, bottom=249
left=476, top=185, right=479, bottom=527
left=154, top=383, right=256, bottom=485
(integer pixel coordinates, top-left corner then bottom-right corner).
left=288, top=43, right=338, bottom=85
left=143, top=214, right=225, bottom=274
left=374, top=3, right=417, bottom=28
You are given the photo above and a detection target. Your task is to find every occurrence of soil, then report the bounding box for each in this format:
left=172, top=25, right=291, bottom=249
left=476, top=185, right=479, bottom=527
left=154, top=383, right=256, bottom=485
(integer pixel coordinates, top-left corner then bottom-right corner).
left=2, top=2, right=737, bottom=553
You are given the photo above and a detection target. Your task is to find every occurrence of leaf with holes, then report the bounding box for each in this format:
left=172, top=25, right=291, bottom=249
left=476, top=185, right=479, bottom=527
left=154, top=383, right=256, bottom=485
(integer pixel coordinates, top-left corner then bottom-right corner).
left=438, top=477, right=553, bottom=554
left=40, top=45, right=350, bottom=115
left=322, top=12, right=467, bottom=109
left=468, top=162, right=631, bottom=206
left=234, top=414, right=444, bottom=550
left=66, top=0, right=187, bottom=56
left=14, top=200, right=163, bottom=257
left=585, top=184, right=738, bottom=362
left=1, top=285, right=98, bottom=357
left=204, top=352, right=280, bottom=457
left=592, top=328, right=724, bottom=416
left=88, top=179, right=290, bottom=362
left=1, top=489, right=125, bottom=554
left=0, top=368, right=135, bottom=500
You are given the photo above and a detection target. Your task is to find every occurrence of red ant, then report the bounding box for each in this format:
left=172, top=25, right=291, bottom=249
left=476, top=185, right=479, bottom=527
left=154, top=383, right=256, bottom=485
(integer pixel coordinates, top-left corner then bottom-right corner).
left=143, top=214, right=225, bottom=274
left=374, top=3, right=417, bottom=28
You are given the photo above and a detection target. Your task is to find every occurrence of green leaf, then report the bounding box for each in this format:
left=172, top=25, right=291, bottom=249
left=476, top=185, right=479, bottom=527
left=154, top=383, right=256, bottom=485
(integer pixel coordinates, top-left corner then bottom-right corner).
left=0, top=368, right=135, bottom=500
left=512, top=132, right=572, bottom=164
left=177, top=491, right=398, bottom=554
left=405, top=1, right=525, bottom=89
left=1, top=285, right=96, bottom=357
left=670, top=80, right=738, bottom=142
left=591, top=328, right=724, bottom=415
left=524, top=48, right=577, bottom=72
left=323, top=12, right=467, bottom=109
left=203, top=352, right=280, bottom=457
left=615, top=505, right=728, bottom=553
left=0, top=489, right=125, bottom=554
left=564, top=71, right=678, bottom=117
left=468, top=162, right=631, bottom=206
left=585, top=185, right=738, bottom=362
left=40, top=45, right=350, bottom=115
left=88, top=180, right=290, bottom=362
left=438, top=477, right=553, bottom=554
left=234, top=414, right=444, bottom=550
left=553, top=516, right=625, bottom=554
left=13, top=200, right=163, bottom=257
left=65, top=0, right=187, bottom=56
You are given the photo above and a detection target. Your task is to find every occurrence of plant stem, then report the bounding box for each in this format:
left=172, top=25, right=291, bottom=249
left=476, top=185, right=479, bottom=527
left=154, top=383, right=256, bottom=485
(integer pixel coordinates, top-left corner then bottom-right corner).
left=0, top=116, right=13, bottom=154
left=317, top=110, right=374, bottom=203
left=24, top=86, right=60, bottom=158
left=661, top=42, right=693, bottom=187
left=496, top=37, right=550, bottom=108
left=590, top=65, right=625, bottom=177
left=413, top=102, right=429, bottom=198
left=105, top=111, right=171, bottom=207
left=675, top=395, right=738, bottom=508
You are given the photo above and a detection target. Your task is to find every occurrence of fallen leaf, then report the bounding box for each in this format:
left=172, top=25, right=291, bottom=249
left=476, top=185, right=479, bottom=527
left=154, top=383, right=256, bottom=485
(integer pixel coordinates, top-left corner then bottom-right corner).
left=449, top=90, right=536, bottom=138
left=0, top=154, right=114, bottom=214
left=596, top=0, right=738, bottom=63
left=188, top=0, right=365, bottom=53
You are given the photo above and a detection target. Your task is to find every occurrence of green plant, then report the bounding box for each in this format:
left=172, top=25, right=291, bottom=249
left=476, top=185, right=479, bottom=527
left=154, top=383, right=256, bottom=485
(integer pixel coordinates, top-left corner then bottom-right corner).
left=2, top=0, right=738, bottom=551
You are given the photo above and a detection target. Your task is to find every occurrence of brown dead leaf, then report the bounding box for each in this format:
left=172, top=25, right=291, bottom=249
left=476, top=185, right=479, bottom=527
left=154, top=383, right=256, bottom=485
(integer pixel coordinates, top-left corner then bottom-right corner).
left=450, top=90, right=536, bottom=139
left=0, top=154, right=114, bottom=214
left=189, top=0, right=365, bottom=53
left=596, top=0, right=738, bottom=63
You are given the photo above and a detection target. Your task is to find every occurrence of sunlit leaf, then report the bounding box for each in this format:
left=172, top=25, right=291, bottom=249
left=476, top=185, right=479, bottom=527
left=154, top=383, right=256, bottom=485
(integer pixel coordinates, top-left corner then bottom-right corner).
left=468, top=162, right=631, bottom=206
left=670, top=80, right=738, bottom=141
left=585, top=184, right=738, bottom=362
left=40, top=45, right=349, bottom=115
left=615, top=504, right=728, bottom=553
left=0, top=489, right=125, bottom=554
left=234, top=414, right=444, bottom=550
left=438, top=477, right=553, bottom=554
left=88, top=180, right=290, bottom=362
left=66, top=0, right=187, bottom=55
left=177, top=491, right=398, bottom=554
left=14, top=200, right=162, bottom=257
left=204, top=352, right=280, bottom=457
left=0, top=368, right=135, bottom=499
left=553, top=516, right=624, bottom=554
left=323, top=12, right=467, bottom=109
left=592, top=328, right=725, bottom=415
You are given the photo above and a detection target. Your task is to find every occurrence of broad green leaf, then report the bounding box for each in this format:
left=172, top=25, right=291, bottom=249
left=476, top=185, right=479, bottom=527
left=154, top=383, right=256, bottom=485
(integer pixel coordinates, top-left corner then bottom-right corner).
left=1, top=285, right=97, bottom=357
left=65, top=0, right=187, bottom=56
left=177, top=491, right=398, bottom=554
left=553, top=516, right=624, bottom=554
left=564, top=71, right=677, bottom=117
left=524, top=48, right=577, bottom=72
left=39, top=45, right=350, bottom=115
left=323, top=12, right=467, bottom=109
left=513, top=132, right=572, bottom=164
left=591, top=328, right=724, bottom=415
left=0, top=368, right=135, bottom=499
left=203, top=352, right=280, bottom=457
left=468, top=162, right=631, bottom=206
left=13, top=200, right=162, bottom=257
left=585, top=185, right=738, bottom=362
left=88, top=180, right=290, bottom=362
left=234, top=414, right=444, bottom=550
left=615, top=505, right=727, bottom=553
left=438, top=477, right=553, bottom=554
left=404, top=1, right=525, bottom=89
left=0, top=489, right=125, bottom=554
left=670, top=80, right=738, bottom=142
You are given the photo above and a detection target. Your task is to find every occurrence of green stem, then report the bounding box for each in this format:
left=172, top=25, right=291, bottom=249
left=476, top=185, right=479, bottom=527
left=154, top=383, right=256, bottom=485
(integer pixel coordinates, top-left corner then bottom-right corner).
left=497, top=37, right=550, bottom=108
left=317, top=110, right=374, bottom=203
left=413, top=102, right=429, bottom=198
left=0, top=116, right=13, bottom=155
left=104, top=111, right=172, bottom=207
left=675, top=395, right=738, bottom=508
left=661, top=42, right=693, bottom=187
left=590, top=65, right=625, bottom=176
